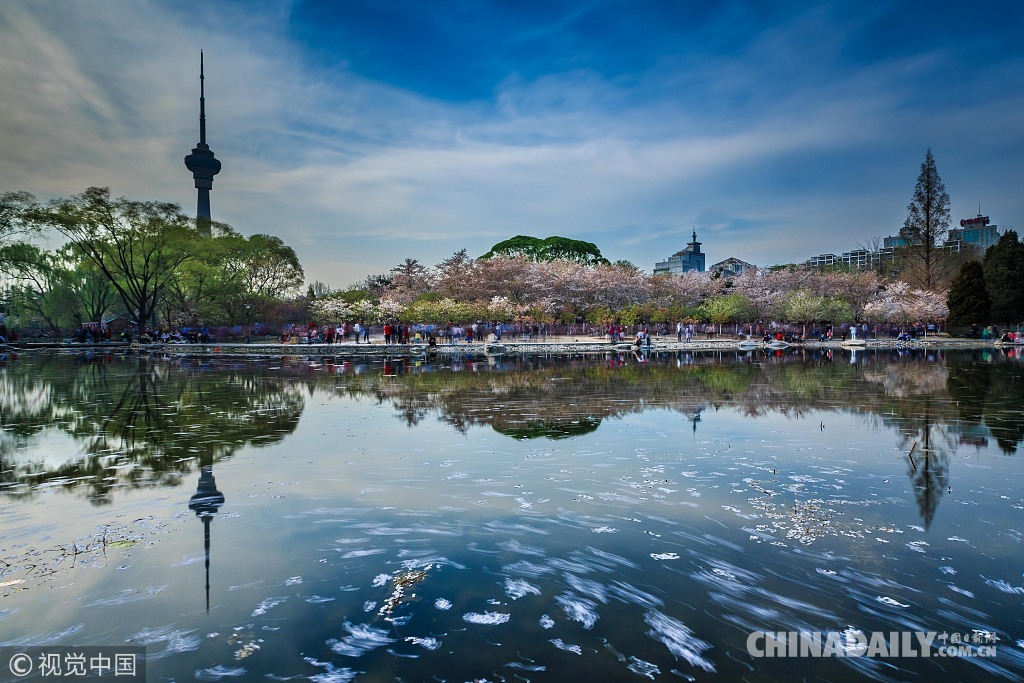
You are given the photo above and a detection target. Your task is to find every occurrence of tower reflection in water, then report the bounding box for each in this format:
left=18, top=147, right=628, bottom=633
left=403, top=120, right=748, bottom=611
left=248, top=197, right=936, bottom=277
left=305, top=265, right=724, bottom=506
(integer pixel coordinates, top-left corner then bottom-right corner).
left=188, top=465, right=225, bottom=612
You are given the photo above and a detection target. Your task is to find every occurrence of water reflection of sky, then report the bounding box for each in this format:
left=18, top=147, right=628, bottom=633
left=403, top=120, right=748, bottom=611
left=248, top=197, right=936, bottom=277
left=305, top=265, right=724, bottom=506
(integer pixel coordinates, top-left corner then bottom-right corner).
left=1, top=353, right=1022, bottom=681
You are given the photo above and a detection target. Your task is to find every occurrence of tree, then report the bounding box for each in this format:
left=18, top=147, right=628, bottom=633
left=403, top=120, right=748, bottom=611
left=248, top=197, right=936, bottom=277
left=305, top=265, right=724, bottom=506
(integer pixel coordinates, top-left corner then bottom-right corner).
left=482, top=235, right=609, bottom=266
left=29, top=187, right=198, bottom=336
left=982, top=230, right=1024, bottom=325
left=701, top=293, right=755, bottom=334
left=946, top=261, right=990, bottom=329
left=899, top=149, right=952, bottom=290
left=0, top=191, right=41, bottom=274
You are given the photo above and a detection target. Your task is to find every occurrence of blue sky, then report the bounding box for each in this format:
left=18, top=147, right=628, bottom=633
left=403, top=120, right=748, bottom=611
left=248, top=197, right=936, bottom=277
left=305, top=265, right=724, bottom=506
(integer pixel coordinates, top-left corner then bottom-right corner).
left=1, top=0, right=1023, bottom=288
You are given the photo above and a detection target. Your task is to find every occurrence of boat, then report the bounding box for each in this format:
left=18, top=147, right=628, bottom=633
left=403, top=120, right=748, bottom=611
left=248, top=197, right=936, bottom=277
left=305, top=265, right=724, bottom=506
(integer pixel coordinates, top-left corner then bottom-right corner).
left=484, top=343, right=506, bottom=355
left=736, top=340, right=761, bottom=351
left=840, top=338, right=866, bottom=348
left=767, top=340, right=790, bottom=350
left=407, top=344, right=428, bottom=355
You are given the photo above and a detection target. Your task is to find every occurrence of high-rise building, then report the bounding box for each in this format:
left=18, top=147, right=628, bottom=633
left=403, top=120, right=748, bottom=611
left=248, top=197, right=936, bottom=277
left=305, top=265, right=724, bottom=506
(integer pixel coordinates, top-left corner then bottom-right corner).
left=654, top=230, right=706, bottom=274
left=183, top=52, right=221, bottom=232
left=945, top=213, right=1001, bottom=252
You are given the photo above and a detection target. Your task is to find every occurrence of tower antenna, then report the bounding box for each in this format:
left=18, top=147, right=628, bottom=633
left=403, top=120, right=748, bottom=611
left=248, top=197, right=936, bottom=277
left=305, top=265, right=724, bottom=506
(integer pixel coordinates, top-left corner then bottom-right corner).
left=199, top=50, right=206, bottom=145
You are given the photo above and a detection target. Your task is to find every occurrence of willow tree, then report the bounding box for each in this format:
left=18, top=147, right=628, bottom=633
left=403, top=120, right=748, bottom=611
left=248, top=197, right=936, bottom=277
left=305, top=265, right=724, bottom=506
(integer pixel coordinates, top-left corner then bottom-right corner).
left=30, top=187, right=199, bottom=336
left=899, top=149, right=952, bottom=290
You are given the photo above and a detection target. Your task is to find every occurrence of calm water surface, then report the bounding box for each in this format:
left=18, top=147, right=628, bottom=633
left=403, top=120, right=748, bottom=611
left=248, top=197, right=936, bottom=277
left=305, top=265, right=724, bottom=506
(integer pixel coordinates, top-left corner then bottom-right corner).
left=1, top=349, right=1023, bottom=682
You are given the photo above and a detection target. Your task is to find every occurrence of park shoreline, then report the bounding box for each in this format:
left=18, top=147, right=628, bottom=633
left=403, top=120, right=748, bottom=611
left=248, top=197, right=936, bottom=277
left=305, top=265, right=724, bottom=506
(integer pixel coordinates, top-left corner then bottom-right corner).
left=4, top=335, right=1012, bottom=357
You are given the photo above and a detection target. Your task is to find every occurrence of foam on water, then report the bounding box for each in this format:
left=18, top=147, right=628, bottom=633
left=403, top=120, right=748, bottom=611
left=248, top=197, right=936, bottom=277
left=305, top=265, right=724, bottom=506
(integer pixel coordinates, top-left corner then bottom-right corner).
left=549, top=638, right=582, bottom=654
left=194, top=665, right=247, bottom=680
left=555, top=593, right=599, bottom=629
left=327, top=622, right=395, bottom=656
left=644, top=609, right=715, bottom=671
left=85, top=585, right=167, bottom=607
left=126, top=626, right=203, bottom=659
left=504, top=578, right=541, bottom=599
left=251, top=597, right=287, bottom=616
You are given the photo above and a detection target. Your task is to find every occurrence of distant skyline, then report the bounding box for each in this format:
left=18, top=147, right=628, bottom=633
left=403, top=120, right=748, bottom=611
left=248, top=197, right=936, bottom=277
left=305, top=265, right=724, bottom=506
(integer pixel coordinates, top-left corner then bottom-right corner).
left=1, top=0, right=1022, bottom=287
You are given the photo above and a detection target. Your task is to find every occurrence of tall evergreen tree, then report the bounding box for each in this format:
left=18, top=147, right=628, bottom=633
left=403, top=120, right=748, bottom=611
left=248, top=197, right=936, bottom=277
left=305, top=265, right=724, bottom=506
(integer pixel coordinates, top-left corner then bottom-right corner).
left=983, top=230, right=1024, bottom=324
left=899, top=149, right=952, bottom=290
left=946, top=261, right=990, bottom=328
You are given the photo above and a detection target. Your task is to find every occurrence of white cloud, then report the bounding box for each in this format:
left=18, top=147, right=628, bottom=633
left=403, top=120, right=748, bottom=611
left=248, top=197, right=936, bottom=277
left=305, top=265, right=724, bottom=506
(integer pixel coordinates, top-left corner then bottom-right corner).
left=2, top=0, right=1023, bottom=287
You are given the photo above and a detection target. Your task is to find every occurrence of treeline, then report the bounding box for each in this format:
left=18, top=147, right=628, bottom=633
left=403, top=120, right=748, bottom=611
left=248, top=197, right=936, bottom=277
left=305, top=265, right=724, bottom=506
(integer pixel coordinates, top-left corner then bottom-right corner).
left=1, top=188, right=305, bottom=335
left=2, top=186, right=1022, bottom=337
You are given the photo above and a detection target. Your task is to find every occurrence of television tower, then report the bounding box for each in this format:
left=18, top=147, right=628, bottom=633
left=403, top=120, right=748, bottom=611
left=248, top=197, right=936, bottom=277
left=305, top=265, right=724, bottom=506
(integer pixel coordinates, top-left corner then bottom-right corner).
left=184, top=51, right=221, bottom=232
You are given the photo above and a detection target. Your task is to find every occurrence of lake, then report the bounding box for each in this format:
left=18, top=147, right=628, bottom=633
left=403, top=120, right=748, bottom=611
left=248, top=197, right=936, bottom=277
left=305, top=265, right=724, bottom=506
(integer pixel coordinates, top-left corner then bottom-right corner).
left=1, top=348, right=1022, bottom=681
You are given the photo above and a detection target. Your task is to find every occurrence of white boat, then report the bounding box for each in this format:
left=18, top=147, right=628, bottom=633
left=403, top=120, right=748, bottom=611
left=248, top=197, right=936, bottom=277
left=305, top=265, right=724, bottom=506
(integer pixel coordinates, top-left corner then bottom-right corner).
left=736, top=340, right=761, bottom=351
left=767, top=340, right=790, bottom=350
left=841, top=338, right=866, bottom=348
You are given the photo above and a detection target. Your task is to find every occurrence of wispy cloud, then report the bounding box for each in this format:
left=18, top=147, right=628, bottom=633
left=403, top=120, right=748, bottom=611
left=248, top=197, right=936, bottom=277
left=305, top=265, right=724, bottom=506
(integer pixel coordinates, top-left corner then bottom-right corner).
left=2, top=0, right=1023, bottom=286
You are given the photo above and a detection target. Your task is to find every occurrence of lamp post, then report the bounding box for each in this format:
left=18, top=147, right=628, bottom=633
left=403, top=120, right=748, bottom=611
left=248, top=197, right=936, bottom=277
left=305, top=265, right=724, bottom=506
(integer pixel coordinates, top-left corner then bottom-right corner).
left=244, top=303, right=252, bottom=343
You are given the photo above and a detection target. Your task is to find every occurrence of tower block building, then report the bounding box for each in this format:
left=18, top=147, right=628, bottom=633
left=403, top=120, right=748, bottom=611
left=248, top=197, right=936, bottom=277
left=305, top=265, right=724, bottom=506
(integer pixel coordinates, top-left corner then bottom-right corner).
left=184, top=51, right=221, bottom=232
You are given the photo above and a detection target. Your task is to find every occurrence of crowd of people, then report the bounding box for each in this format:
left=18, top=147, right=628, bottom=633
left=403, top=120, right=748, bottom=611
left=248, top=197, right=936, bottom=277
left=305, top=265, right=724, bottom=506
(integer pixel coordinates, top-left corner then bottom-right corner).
left=283, top=320, right=557, bottom=345
left=50, top=317, right=1017, bottom=347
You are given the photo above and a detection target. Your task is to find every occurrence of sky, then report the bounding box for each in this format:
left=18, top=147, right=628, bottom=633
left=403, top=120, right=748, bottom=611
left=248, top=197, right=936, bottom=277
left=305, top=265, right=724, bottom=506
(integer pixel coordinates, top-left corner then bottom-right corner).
left=1, top=0, right=1023, bottom=289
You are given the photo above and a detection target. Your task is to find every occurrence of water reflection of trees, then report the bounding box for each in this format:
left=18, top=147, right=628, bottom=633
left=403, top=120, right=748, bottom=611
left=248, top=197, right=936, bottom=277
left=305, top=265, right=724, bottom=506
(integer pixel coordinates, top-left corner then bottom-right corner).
left=3, top=349, right=1020, bottom=520
left=321, top=351, right=975, bottom=442
left=310, top=349, right=1019, bottom=528
left=0, top=354, right=303, bottom=502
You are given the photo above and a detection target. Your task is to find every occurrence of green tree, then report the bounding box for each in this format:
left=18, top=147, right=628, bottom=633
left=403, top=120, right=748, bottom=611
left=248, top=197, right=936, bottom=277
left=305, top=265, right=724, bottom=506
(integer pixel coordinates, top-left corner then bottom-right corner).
left=29, top=187, right=199, bottom=336
left=0, top=191, right=41, bottom=275
left=3, top=243, right=120, bottom=332
left=899, top=149, right=953, bottom=290
left=982, top=230, right=1024, bottom=324
left=946, top=261, right=990, bottom=328
left=702, top=293, right=756, bottom=334
left=782, top=290, right=826, bottom=338
left=482, top=235, right=609, bottom=265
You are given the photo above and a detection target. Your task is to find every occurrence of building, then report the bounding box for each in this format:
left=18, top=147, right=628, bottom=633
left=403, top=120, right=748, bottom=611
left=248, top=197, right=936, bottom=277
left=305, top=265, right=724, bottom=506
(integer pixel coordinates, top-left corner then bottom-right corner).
left=183, top=52, right=222, bottom=233
left=806, top=253, right=838, bottom=268
left=654, top=230, right=706, bottom=275
left=709, top=257, right=756, bottom=278
left=945, top=214, right=1001, bottom=252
